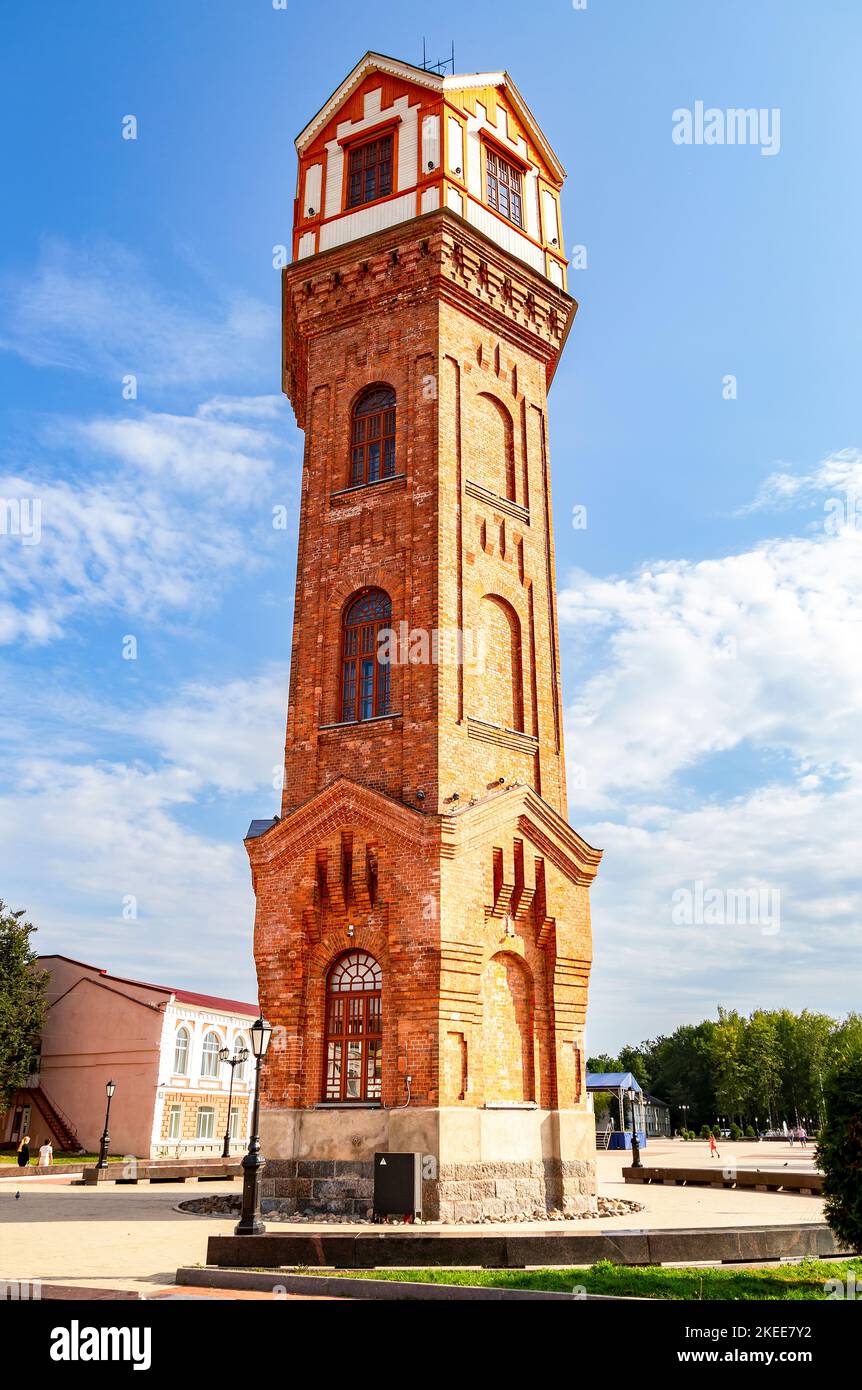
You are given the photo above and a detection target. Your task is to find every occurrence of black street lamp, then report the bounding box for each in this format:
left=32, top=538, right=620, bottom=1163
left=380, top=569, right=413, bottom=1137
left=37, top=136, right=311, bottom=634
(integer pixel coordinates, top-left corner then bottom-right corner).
left=97, top=1079, right=116, bottom=1169
left=219, top=1043, right=250, bottom=1160
left=235, top=1017, right=273, bottom=1236
left=627, top=1085, right=643, bottom=1168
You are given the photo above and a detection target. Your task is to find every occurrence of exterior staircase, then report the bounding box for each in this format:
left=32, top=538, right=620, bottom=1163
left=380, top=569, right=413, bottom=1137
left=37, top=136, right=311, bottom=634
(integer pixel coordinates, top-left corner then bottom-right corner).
left=595, top=1126, right=614, bottom=1151
left=28, top=1084, right=85, bottom=1153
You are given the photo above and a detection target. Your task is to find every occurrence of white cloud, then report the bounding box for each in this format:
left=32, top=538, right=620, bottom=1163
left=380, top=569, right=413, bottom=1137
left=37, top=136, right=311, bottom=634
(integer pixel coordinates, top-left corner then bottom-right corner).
left=0, top=668, right=289, bottom=995
left=0, top=396, right=297, bottom=644
left=738, top=447, right=862, bottom=515
left=562, top=461, right=862, bottom=1050
left=131, top=668, right=288, bottom=794
left=585, top=774, right=862, bottom=1050
left=0, top=239, right=276, bottom=390
left=0, top=757, right=258, bottom=994
left=561, top=528, right=862, bottom=811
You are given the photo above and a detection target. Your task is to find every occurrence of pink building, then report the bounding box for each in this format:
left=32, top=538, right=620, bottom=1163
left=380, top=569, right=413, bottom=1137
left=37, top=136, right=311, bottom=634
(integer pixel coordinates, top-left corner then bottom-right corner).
left=2, top=956, right=258, bottom=1158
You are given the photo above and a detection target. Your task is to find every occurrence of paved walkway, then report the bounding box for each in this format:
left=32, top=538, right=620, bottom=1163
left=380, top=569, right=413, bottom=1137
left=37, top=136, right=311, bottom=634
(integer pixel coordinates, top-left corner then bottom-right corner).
left=617, top=1137, right=818, bottom=1172
left=0, top=1138, right=826, bottom=1297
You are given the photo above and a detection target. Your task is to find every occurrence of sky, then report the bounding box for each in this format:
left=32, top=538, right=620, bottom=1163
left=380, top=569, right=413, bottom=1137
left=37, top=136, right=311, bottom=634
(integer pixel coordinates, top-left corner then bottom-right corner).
left=1, top=0, right=860, bottom=1053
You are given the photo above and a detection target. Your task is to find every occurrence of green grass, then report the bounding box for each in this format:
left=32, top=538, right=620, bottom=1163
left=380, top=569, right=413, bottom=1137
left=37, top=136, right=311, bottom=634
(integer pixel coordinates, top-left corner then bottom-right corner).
left=291, top=1257, right=862, bottom=1300
left=0, top=1152, right=109, bottom=1165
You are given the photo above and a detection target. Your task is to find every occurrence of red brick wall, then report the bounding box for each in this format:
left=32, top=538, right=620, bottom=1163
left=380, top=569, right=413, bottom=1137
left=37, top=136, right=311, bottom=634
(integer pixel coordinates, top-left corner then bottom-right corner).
left=481, top=952, right=535, bottom=1102
left=252, top=210, right=599, bottom=1119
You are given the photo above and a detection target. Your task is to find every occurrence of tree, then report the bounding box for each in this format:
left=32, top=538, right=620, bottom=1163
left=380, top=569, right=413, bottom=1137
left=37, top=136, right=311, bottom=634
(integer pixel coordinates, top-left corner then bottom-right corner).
left=644, top=1024, right=716, bottom=1130
left=710, top=1008, right=747, bottom=1122
left=0, top=902, right=48, bottom=1109
left=618, top=1045, right=650, bottom=1090
left=818, top=1048, right=862, bottom=1254
left=586, top=1052, right=620, bottom=1074
left=740, top=1011, right=782, bottom=1128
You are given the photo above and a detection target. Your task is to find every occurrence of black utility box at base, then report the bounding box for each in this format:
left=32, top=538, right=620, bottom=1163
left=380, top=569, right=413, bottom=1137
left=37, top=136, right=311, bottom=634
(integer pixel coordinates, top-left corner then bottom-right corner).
left=373, top=1150, right=422, bottom=1220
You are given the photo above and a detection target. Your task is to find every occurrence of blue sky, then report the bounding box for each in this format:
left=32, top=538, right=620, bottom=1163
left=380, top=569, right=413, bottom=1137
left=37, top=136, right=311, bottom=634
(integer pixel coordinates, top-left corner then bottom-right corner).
left=1, top=0, right=860, bottom=1051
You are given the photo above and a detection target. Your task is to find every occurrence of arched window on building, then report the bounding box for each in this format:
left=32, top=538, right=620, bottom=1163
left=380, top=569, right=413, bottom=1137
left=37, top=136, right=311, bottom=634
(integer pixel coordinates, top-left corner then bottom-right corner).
left=350, top=385, right=396, bottom=486
left=173, top=1027, right=190, bottom=1075
left=323, top=951, right=382, bottom=1103
left=200, top=1029, right=221, bottom=1078
left=341, top=588, right=392, bottom=723
left=233, top=1037, right=248, bottom=1082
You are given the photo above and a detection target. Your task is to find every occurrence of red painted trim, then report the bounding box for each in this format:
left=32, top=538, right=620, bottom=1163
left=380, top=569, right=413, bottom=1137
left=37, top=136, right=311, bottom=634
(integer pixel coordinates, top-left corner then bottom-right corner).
left=337, top=114, right=401, bottom=150
left=478, top=126, right=532, bottom=173
left=339, top=121, right=401, bottom=215
left=315, top=176, right=425, bottom=229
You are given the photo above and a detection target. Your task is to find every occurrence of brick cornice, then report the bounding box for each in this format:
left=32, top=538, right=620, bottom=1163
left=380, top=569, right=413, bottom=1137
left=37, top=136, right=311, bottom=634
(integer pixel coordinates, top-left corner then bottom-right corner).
left=442, top=784, right=603, bottom=885
left=245, top=775, right=435, bottom=872
left=283, top=209, right=576, bottom=425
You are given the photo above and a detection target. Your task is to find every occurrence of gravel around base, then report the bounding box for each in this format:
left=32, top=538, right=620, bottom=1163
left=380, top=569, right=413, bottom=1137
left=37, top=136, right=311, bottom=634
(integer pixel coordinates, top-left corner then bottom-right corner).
left=177, top=1193, right=645, bottom=1222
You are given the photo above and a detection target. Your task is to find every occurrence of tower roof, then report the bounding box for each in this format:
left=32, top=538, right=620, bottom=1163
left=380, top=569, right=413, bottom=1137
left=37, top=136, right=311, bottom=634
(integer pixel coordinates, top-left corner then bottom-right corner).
left=295, top=50, right=566, bottom=182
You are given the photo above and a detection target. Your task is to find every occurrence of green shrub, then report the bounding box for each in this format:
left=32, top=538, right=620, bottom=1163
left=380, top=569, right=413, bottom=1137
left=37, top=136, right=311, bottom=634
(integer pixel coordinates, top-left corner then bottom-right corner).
left=819, top=1054, right=862, bottom=1254
left=745, top=1125, right=756, bottom=1139
left=712, top=1125, right=721, bottom=1139
left=700, top=1124, right=712, bottom=1139
left=730, top=1123, right=742, bottom=1141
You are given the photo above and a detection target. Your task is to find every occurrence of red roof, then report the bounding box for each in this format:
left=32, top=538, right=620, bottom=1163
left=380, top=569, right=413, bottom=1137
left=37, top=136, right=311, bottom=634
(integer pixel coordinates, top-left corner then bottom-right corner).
left=39, top=956, right=258, bottom=1018
left=172, top=988, right=258, bottom=1017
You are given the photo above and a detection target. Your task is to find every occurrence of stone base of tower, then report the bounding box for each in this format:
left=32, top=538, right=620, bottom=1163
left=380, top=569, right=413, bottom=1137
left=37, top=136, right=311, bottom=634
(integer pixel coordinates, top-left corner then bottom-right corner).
left=259, top=1106, right=596, bottom=1221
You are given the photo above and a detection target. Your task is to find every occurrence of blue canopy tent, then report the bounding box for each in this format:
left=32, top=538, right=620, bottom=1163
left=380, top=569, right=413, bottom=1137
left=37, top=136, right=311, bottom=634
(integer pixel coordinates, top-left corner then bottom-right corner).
left=586, top=1071, right=647, bottom=1151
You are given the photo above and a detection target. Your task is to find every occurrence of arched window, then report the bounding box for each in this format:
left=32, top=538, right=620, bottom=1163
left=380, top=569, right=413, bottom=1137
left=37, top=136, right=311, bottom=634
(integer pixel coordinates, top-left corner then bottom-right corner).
left=341, top=588, right=392, bottom=723
left=201, top=1030, right=221, bottom=1078
left=350, top=385, right=396, bottom=486
left=233, top=1038, right=248, bottom=1082
left=173, top=1027, right=190, bottom=1075
left=323, top=951, right=382, bottom=1103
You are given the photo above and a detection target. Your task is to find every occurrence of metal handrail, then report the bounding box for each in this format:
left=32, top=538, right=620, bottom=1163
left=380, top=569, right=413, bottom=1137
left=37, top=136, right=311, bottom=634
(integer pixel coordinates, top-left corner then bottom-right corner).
left=32, top=1083, right=82, bottom=1146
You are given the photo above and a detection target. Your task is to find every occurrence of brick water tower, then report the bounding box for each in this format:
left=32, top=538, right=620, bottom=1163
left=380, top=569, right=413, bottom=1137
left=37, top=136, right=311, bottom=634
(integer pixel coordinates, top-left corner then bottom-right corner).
left=246, top=51, right=602, bottom=1220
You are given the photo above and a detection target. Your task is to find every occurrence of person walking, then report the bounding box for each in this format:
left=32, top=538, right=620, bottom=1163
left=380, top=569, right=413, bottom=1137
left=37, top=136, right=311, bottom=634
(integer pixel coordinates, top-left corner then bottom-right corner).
left=38, top=1139, right=53, bottom=1167
left=16, top=1135, right=31, bottom=1169
left=798, top=1126, right=807, bottom=1148
left=709, top=1132, right=721, bottom=1160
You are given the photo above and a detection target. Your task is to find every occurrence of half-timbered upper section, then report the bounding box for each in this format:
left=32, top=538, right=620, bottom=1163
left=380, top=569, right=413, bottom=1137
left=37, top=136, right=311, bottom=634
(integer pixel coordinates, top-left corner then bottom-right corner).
left=292, top=52, right=569, bottom=290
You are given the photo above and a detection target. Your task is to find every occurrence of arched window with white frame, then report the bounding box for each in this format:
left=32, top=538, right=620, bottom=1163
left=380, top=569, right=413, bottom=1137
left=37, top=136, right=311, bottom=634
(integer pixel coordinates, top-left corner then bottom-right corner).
left=173, top=1027, right=190, bottom=1075
left=200, top=1029, right=221, bottom=1078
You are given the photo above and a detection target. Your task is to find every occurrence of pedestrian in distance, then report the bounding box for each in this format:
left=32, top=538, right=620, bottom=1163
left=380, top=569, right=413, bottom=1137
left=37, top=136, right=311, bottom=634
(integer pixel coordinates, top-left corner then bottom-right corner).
left=38, top=1139, right=53, bottom=1167
left=16, top=1135, right=31, bottom=1168
left=709, top=1132, right=721, bottom=1160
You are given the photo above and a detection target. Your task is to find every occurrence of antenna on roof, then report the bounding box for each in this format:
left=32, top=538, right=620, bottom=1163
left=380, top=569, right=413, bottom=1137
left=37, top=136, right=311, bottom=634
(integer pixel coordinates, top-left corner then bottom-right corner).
left=420, top=38, right=455, bottom=75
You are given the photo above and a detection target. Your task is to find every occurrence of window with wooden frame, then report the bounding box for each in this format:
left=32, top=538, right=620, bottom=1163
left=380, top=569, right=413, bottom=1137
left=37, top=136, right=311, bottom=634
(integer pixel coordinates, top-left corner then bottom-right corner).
left=485, top=146, right=524, bottom=228
left=323, top=951, right=383, bottom=1103
left=340, top=588, right=392, bottom=724
left=350, top=385, right=396, bottom=485
left=346, top=132, right=393, bottom=208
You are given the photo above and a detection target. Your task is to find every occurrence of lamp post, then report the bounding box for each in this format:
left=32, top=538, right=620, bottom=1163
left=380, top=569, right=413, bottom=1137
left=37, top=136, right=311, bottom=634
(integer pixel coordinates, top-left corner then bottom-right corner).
left=218, top=1044, right=249, bottom=1160
left=679, top=1103, right=690, bottom=1135
left=627, top=1086, right=643, bottom=1168
left=235, top=1016, right=273, bottom=1236
left=97, top=1079, right=116, bottom=1169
